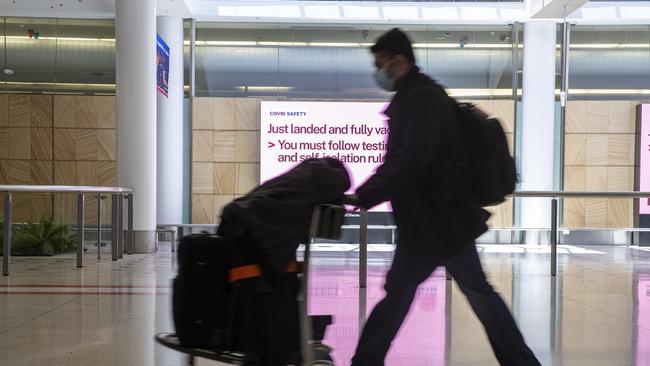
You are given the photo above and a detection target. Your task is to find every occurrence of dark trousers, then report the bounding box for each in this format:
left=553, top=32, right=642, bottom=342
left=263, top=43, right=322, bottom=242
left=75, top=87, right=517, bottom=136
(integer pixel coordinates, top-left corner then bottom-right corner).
left=351, top=244, right=541, bottom=366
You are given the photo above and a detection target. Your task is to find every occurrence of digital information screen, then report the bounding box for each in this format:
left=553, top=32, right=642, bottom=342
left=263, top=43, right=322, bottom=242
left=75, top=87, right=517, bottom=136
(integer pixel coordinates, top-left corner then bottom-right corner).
left=260, top=101, right=391, bottom=211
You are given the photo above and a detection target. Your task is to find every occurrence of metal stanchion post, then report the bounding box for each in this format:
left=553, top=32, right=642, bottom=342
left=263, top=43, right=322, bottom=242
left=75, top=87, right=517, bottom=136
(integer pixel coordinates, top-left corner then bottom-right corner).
left=127, top=194, right=134, bottom=255
left=111, top=194, right=118, bottom=261
left=118, top=195, right=123, bottom=259
left=97, top=193, right=102, bottom=260
left=551, top=198, right=558, bottom=277
left=76, top=193, right=84, bottom=269
left=171, top=228, right=177, bottom=253
left=3, top=193, right=13, bottom=276
left=299, top=206, right=322, bottom=366
left=359, top=209, right=368, bottom=334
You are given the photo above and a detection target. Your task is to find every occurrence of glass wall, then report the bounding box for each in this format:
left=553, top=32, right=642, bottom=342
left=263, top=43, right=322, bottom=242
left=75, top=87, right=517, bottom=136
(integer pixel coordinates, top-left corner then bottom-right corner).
left=568, top=25, right=650, bottom=95
left=1, top=17, right=115, bottom=94
left=0, top=18, right=648, bottom=99
left=194, top=23, right=516, bottom=99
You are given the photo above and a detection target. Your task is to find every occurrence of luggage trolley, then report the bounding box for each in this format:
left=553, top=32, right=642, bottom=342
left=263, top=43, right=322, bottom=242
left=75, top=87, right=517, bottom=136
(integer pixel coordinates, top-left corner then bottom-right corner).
left=156, top=204, right=347, bottom=366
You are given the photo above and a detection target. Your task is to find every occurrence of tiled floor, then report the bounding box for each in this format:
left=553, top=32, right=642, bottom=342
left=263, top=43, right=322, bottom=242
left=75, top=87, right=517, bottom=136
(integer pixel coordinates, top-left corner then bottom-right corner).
left=1, top=244, right=650, bottom=366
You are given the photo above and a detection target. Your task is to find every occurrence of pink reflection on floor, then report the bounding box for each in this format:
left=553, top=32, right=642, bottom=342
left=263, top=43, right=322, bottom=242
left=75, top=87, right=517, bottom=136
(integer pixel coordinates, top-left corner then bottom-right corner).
left=638, top=274, right=650, bottom=366
left=309, top=265, right=447, bottom=366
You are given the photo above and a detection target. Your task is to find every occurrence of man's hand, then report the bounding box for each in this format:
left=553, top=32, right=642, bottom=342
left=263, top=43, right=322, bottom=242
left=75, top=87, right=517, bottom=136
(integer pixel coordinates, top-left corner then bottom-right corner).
left=344, top=194, right=361, bottom=209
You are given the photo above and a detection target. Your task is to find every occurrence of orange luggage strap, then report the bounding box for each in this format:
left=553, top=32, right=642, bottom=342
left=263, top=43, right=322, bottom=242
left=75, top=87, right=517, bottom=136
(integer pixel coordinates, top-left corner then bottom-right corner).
left=229, top=260, right=299, bottom=282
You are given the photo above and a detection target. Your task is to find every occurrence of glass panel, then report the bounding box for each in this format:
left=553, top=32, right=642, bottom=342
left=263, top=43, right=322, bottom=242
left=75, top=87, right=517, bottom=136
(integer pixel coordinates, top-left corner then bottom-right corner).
left=4, top=17, right=58, bottom=93
left=194, top=23, right=515, bottom=99
left=53, top=18, right=115, bottom=94
left=194, top=23, right=280, bottom=97
left=569, top=25, right=650, bottom=94
left=1, top=17, right=116, bottom=94
left=1, top=18, right=5, bottom=92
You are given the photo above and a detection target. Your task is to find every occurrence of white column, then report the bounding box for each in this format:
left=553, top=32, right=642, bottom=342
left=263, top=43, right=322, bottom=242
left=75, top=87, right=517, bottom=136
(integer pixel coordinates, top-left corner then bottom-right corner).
left=520, top=20, right=557, bottom=237
left=156, top=16, right=184, bottom=226
left=116, top=0, right=157, bottom=253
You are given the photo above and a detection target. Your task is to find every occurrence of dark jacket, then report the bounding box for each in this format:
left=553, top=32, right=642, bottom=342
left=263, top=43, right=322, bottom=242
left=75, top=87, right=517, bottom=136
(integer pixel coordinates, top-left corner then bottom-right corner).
left=356, top=67, right=489, bottom=260
left=218, top=158, right=350, bottom=272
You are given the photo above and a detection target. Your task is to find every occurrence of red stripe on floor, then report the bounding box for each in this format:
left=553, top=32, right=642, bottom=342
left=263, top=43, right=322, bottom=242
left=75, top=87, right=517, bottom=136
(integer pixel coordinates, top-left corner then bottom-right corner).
left=0, top=284, right=171, bottom=289
left=0, top=291, right=169, bottom=296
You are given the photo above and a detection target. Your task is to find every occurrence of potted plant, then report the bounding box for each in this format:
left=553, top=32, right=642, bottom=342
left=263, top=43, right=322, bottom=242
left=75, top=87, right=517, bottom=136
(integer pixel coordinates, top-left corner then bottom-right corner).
left=12, top=216, right=76, bottom=256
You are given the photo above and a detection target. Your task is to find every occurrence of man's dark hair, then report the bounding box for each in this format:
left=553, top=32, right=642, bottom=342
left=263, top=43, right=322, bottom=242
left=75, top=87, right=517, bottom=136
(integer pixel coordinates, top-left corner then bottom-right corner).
left=370, top=28, right=415, bottom=64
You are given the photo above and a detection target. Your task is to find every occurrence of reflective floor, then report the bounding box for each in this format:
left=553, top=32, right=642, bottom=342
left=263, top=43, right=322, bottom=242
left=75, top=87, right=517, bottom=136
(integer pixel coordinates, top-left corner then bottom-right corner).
left=1, top=244, right=650, bottom=366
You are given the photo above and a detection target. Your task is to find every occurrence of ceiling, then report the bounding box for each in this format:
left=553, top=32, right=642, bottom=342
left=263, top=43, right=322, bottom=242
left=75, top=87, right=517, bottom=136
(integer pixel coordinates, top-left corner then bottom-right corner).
left=0, top=0, right=192, bottom=18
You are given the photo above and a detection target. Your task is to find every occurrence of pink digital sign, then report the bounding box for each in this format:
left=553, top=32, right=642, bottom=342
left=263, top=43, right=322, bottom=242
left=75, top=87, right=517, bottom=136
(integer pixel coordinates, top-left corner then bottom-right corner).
left=640, top=105, right=650, bottom=214
left=308, top=267, right=446, bottom=365
left=261, top=101, right=391, bottom=211
left=637, top=274, right=650, bottom=366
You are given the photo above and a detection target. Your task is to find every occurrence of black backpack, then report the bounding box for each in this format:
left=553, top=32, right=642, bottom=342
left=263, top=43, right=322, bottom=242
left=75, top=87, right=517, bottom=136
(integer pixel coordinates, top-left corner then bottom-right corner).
left=452, top=102, right=517, bottom=207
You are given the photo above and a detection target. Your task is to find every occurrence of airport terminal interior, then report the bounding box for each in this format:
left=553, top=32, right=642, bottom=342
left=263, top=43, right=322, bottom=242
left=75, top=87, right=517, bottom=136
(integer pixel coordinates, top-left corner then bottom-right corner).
left=1, top=0, right=650, bottom=365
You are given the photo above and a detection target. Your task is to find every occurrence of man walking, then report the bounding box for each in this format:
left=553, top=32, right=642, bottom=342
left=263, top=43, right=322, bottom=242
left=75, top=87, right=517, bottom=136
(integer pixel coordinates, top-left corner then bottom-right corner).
left=345, top=28, right=541, bottom=366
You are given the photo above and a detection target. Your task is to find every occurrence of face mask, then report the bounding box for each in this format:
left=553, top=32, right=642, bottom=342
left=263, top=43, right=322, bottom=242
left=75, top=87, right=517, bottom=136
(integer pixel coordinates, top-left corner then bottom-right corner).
left=373, top=61, right=396, bottom=92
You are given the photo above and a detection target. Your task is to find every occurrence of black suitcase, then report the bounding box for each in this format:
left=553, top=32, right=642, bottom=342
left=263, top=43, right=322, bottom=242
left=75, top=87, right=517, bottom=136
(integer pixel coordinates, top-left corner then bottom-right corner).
left=226, top=271, right=301, bottom=365
left=173, top=233, right=231, bottom=349
left=159, top=205, right=345, bottom=365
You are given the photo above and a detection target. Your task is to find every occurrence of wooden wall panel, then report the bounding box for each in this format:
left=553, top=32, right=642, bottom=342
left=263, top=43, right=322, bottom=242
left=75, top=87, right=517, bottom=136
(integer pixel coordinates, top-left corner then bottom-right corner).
left=237, top=163, right=258, bottom=195
left=54, top=194, right=76, bottom=224
left=214, top=99, right=236, bottom=130
left=564, top=100, right=640, bottom=228
left=192, top=163, right=213, bottom=194
left=54, top=95, right=75, bottom=128
left=192, top=194, right=213, bottom=224
left=76, top=96, right=99, bottom=128
left=235, top=131, right=260, bottom=163
left=32, top=95, right=53, bottom=127
left=97, top=130, right=116, bottom=161
left=193, top=98, right=215, bottom=130
left=8, top=95, right=31, bottom=127
left=607, top=134, right=635, bottom=166
left=214, top=131, right=236, bottom=162
left=54, top=129, right=75, bottom=160
left=564, top=198, right=585, bottom=227
left=0, top=128, right=7, bottom=158
left=586, top=135, right=608, bottom=166
left=566, top=101, right=587, bottom=133
left=192, top=130, right=213, bottom=162
left=565, top=134, right=586, bottom=165
left=97, top=162, right=117, bottom=187
left=76, top=129, right=97, bottom=161
left=607, top=199, right=632, bottom=228
left=585, top=199, right=607, bottom=227
left=76, top=162, right=98, bottom=186
left=235, top=98, right=261, bottom=131
left=214, top=194, right=235, bottom=221
left=31, top=128, right=53, bottom=160
left=213, top=163, right=237, bottom=195
left=608, top=101, right=634, bottom=133
left=54, top=161, right=76, bottom=185
left=0, top=94, right=7, bottom=126
left=97, top=97, right=116, bottom=129
left=193, top=98, right=258, bottom=223
left=0, top=94, right=117, bottom=224
left=565, top=166, right=586, bottom=191
left=31, top=161, right=52, bottom=185
left=8, top=128, right=30, bottom=159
